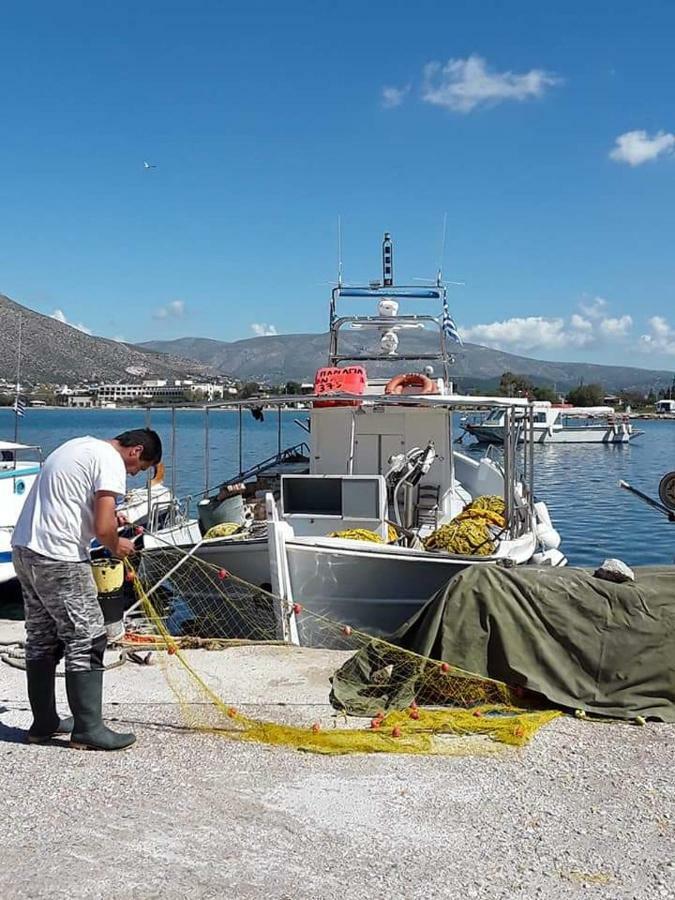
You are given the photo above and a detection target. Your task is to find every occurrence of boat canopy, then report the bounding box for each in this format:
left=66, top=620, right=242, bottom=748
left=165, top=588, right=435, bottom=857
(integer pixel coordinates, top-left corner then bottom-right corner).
left=557, top=406, right=615, bottom=417
left=207, top=393, right=535, bottom=410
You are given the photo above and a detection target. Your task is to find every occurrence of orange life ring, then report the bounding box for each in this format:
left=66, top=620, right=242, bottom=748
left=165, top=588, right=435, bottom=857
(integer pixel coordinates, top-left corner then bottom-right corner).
left=384, top=372, right=437, bottom=396
left=150, top=462, right=165, bottom=485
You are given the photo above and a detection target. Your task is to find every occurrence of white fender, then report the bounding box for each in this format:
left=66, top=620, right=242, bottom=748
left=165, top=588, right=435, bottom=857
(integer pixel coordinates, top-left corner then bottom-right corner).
left=533, top=501, right=562, bottom=550
left=530, top=548, right=567, bottom=567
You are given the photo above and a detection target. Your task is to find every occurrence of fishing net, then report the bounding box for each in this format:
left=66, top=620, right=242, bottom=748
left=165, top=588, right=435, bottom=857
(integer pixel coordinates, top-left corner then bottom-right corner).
left=121, top=545, right=561, bottom=755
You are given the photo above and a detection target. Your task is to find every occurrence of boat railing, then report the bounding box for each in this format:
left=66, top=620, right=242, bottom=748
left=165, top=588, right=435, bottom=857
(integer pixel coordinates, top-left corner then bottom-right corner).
left=220, top=441, right=310, bottom=488
left=147, top=495, right=193, bottom=533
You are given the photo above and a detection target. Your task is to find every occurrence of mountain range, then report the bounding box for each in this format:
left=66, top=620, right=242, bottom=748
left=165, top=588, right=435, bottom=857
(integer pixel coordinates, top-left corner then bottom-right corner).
left=1, top=291, right=672, bottom=393
left=0, top=294, right=214, bottom=385
left=140, top=334, right=674, bottom=394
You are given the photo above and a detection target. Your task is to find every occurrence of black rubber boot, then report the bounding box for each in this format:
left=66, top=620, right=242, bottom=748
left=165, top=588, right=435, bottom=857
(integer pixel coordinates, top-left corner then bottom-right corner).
left=26, top=659, right=74, bottom=744
left=65, top=669, right=136, bottom=751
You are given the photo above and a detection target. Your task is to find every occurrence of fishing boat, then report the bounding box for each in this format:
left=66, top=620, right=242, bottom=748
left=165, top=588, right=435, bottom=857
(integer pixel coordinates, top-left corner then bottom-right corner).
left=465, top=403, right=643, bottom=445
left=257, top=234, right=564, bottom=645
left=0, top=440, right=42, bottom=584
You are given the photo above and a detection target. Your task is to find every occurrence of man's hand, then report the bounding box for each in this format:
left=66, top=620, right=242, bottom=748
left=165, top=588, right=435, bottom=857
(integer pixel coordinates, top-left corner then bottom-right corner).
left=116, top=512, right=130, bottom=527
left=95, top=492, right=137, bottom=558
left=115, top=537, right=137, bottom=560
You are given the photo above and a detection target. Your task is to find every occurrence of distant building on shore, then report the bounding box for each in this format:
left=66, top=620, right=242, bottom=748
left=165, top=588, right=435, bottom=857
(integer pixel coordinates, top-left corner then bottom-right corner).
left=96, top=379, right=225, bottom=405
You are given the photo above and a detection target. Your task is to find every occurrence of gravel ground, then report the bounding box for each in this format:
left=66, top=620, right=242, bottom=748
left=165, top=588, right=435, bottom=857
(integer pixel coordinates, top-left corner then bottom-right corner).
left=1, top=628, right=674, bottom=900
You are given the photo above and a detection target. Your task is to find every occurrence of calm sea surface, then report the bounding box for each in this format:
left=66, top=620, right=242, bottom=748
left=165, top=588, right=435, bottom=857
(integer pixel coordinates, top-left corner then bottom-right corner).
left=2, top=407, right=674, bottom=567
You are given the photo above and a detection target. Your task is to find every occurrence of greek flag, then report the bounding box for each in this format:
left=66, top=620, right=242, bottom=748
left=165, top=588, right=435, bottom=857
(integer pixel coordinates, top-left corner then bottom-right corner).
left=442, top=307, right=463, bottom=345
left=12, top=397, right=26, bottom=417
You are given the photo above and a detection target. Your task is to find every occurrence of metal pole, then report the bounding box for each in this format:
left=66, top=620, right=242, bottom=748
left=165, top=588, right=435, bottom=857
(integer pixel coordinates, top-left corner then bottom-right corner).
left=277, top=404, right=282, bottom=457
left=238, top=405, right=243, bottom=476
left=13, top=316, right=22, bottom=445
left=145, top=407, right=152, bottom=524
left=204, top=407, right=210, bottom=495
left=171, top=406, right=177, bottom=501
left=528, top=405, right=535, bottom=523
left=347, top=409, right=356, bottom=474
left=504, top=407, right=513, bottom=538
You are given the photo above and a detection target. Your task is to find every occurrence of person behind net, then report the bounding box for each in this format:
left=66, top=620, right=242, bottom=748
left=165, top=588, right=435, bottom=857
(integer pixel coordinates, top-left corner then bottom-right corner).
left=11, top=428, right=162, bottom=751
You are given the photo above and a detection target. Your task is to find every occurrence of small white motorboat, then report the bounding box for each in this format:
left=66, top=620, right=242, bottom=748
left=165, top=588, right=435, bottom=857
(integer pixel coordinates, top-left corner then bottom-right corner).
left=466, top=403, right=643, bottom=445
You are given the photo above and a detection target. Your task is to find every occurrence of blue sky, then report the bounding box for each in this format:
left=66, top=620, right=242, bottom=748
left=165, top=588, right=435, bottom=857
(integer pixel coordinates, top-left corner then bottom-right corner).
left=3, top=0, right=675, bottom=369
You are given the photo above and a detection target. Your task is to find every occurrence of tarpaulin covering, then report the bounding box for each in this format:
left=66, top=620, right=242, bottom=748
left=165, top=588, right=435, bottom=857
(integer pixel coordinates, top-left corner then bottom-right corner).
left=331, top=565, right=675, bottom=721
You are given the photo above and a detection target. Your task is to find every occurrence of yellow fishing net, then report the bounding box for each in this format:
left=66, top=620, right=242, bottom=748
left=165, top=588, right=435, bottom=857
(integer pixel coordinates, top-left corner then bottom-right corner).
left=122, top=545, right=560, bottom=756
left=423, top=496, right=507, bottom=555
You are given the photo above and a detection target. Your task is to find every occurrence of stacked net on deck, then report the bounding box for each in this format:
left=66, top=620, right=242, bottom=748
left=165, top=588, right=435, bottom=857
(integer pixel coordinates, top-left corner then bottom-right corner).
left=123, top=546, right=560, bottom=755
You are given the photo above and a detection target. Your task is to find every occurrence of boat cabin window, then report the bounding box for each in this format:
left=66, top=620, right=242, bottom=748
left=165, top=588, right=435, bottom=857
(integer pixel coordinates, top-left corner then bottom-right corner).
left=282, top=475, right=384, bottom=520
left=534, top=411, right=548, bottom=423
left=484, top=409, right=504, bottom=423
left=283, top=478, right=341, bottom=515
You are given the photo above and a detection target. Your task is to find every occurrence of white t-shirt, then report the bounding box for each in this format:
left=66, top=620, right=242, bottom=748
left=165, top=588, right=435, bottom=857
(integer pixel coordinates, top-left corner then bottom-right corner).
left=12, top=436, right=127, bottom=561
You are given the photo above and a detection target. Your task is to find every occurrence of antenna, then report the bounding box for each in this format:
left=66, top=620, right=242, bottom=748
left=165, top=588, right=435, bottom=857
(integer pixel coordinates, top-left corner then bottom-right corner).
left=382, top=232, right=393, bottom=287
left=437, top=212, right=448, bottom=286
left=337, top=215, right=343, bottom=287
left=14, top=315, right=22, bottom=443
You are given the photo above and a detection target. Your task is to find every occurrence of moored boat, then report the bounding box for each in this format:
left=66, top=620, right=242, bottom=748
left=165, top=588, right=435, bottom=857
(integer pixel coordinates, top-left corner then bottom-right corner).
left=466, top=403, right=643, bottom=445
left=0, top=441, right=42, bottom=584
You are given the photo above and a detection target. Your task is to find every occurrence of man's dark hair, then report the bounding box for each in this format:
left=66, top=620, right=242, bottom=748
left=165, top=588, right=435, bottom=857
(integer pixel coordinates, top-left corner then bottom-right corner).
left=114, top=429, right=162, bottom=464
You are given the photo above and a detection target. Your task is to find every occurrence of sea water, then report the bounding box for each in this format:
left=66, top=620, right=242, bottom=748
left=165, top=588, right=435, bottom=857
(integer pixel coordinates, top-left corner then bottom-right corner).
left=2, top=407, right=674, bottom=567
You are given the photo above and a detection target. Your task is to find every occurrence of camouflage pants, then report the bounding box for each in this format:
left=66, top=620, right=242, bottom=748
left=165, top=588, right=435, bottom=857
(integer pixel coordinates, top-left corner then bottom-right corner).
left=13, top=546, right=106, bottom=672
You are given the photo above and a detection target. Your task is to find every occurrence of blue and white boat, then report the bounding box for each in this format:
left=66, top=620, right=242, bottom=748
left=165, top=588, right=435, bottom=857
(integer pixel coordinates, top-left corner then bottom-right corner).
left=0, top=440, right=42, bottom=584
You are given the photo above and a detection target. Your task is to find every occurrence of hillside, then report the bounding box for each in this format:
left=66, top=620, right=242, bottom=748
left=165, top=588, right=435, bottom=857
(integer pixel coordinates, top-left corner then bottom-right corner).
left=0, top=294, right=215, bottom=384
left=139, top=333, right=674, bottom=394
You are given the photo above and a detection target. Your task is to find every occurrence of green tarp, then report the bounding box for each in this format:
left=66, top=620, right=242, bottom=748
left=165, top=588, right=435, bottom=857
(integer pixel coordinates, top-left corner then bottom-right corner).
left=331, top=565, right=675, bottom=721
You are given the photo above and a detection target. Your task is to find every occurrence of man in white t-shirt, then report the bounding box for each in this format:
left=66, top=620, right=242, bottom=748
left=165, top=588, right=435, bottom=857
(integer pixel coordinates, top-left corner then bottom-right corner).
left=12, top=428, right=162, bottom=751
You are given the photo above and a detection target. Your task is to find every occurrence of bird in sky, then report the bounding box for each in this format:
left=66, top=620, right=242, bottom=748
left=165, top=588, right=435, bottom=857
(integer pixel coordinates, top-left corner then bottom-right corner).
left=143, top=161, right=157, bottom=169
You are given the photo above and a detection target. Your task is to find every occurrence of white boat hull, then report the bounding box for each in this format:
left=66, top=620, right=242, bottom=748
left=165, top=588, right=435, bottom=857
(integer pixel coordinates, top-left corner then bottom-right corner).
left=468, top=423, right=639, bottom=444
left=275, top=532, right=538, bottom=647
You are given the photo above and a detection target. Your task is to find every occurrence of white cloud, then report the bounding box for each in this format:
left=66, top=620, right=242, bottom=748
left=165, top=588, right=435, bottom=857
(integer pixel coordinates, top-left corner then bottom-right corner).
left=599, top=314, right=633, bottom=337
left=251, top=323, right=278, bottom=337
left=381, top=84, right=410, bottom=109
left=609, top=130, right=675, bottom=166
left=421, top=55, right=560, bottom=113
left=153, top=299, right=185, bottom=320
left=461, top=301, right=637, bottom=354
left=50, top=308, right=92, bottom=335
left=460, top=316, right=580, bottom=351
left=639, top=316, right=675, bottom=355
left=578, top=296, right=608, bottom=319
left=570, top=313, right=593, bottom=333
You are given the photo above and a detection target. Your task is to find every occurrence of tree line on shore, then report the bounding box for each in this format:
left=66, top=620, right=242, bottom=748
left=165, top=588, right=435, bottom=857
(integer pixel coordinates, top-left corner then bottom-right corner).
left=494, top=371, right=674, bottom=409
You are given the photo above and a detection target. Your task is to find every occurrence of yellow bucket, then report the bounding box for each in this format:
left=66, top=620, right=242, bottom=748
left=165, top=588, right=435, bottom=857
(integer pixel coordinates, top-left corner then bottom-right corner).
left=91, top=558, right=124, bottom=594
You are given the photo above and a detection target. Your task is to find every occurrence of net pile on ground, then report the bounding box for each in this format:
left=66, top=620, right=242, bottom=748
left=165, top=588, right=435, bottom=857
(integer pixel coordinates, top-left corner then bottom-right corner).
left=124, top=546, right=561, bottom=755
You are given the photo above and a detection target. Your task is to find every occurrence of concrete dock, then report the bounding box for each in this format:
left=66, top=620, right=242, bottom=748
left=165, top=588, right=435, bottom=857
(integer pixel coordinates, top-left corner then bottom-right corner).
left=1, top=620, right=674, bottom=900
